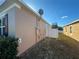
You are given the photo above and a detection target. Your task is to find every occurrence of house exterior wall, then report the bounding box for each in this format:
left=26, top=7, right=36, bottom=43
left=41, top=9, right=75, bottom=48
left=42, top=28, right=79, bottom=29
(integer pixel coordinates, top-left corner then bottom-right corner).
left=15, top=6, right=46, bottom=55
left=64, top=22, right=79, bottom=41
left=7, top=7, right=16, bottom=37
left=64, top=26, right=69, bottom=35
left=36, top=17, right=46, bottom=42
left=0, top=6, right=16, bottom=37
left=15, top=7, right=36, bottom=55
left=0, top=0, right=48, bottom=55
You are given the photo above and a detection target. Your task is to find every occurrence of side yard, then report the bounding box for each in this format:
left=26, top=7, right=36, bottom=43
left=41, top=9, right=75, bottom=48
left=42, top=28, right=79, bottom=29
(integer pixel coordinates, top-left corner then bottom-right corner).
left=19, top=33, right=79, bottom=59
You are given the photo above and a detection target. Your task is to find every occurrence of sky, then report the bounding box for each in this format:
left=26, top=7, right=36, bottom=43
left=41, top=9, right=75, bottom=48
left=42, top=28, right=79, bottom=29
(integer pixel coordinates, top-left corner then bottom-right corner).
left=23, top=0, right=79, bottom=27
left=0, top=0, right=5, bottom=5
left=0, top=0, right=79, bottom=27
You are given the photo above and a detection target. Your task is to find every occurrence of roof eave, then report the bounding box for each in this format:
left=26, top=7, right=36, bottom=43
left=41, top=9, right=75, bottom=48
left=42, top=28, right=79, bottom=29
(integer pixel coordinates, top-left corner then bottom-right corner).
left=64, top=19, right=79, bottom=27
left=19, top=0, right=49, bottom=25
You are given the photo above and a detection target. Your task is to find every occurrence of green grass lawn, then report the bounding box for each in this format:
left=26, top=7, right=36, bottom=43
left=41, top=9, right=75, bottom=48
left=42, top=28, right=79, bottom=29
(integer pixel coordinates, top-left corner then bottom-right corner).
left=19, top=33, right=79, bottom=59
left=59, top=33, right=79, bottom=58
left=59, top=33, right=79, bottom=48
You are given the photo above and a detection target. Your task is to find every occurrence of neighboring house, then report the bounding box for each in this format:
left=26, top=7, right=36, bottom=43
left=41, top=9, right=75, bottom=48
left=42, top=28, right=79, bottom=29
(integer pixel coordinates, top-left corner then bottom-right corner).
left=64, top=19, right=79, bottom=41
left=0, top=0, right=49, bottom=56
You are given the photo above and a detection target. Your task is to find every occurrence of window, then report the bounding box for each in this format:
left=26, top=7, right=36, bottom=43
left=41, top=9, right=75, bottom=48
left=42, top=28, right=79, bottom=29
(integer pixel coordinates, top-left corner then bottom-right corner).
left=70, top=26, right=72, bottom=33
left=0, top=14, right=8, bottom=36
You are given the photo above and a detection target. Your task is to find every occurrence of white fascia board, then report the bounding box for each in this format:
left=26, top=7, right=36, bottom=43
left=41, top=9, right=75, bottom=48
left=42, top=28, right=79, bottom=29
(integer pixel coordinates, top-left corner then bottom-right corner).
left=19, top=0, right=40, bottom=16
left=64, top=19, right=79, bottom=27
left=71, top=19, right=79, bottom=24
left=19, top=0, right=49, bottom=24
left=0, top=3, right=21, bottom=17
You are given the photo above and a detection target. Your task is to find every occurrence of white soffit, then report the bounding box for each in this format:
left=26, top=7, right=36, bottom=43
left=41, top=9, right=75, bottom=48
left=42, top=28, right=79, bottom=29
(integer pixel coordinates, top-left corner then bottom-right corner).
left=0, top=3, right=21, bottom=17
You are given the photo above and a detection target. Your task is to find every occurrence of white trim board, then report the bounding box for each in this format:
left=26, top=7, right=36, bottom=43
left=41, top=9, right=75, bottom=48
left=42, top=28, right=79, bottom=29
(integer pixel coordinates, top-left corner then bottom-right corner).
left=0, top=3, right=21, bottom=17
left=19, top=0, right=49, bottom=25
left=65, top=19, right=79, bottom=26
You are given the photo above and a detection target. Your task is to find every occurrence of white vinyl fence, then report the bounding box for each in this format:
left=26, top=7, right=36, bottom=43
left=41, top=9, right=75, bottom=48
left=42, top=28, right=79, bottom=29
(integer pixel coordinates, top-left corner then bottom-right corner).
left=46, top=24, right=58, bottom=38
left=48, top=29, right=58, bottom=38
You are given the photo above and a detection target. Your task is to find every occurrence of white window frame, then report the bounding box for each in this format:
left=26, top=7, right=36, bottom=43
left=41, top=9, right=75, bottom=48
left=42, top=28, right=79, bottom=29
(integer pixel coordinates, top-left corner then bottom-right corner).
left=0, top=15, right=6, bottom=35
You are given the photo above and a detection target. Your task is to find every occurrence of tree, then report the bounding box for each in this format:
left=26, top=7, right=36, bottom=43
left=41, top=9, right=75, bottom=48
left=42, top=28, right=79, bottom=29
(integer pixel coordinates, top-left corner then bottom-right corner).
left=58, top=26, right=63, bottom=31
left=52, top=23, right=58, bottom=29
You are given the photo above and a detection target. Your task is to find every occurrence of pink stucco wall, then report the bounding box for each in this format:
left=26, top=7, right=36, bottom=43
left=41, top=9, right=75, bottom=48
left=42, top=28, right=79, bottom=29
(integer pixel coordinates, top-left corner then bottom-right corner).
left=0, top=0, right=47, bottom=56
left=15, top=7, right=36, bottom=55
left=15, top=6, right=46, bottom=55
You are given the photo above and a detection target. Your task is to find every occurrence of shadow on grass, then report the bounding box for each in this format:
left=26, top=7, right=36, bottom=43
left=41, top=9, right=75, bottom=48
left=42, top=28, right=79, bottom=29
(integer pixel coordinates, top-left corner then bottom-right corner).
left=58, top=33, right=79, bottom=58
left=18, top=33, right=79, bottom=59
left=59, top=33, right=79, bottom=50
left=17, top=39, right=45, bottom=59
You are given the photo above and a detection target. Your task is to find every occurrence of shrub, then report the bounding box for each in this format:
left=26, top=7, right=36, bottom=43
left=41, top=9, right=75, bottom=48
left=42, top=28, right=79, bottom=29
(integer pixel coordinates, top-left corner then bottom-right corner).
left=0, top=36, right=18, bottom=59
